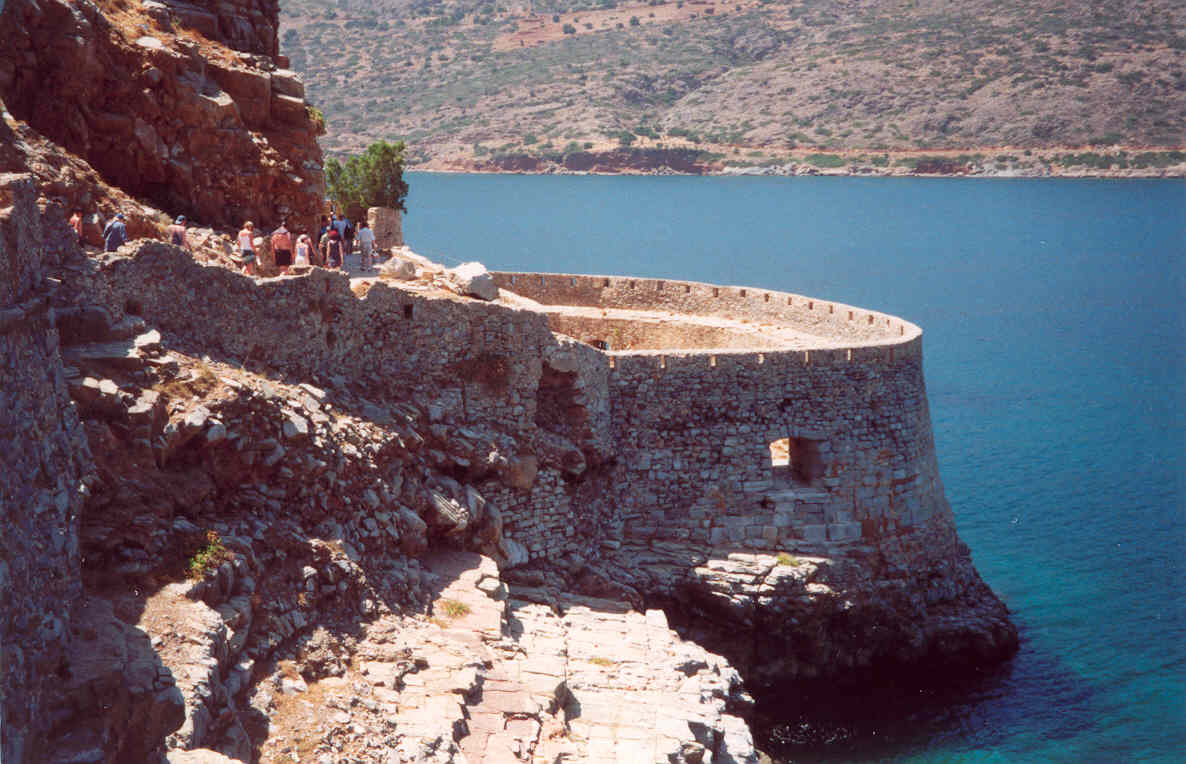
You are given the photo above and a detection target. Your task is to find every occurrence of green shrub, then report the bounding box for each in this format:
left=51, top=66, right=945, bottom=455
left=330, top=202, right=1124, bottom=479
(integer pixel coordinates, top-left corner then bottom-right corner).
left=325, top=140, right=410, bottom=213
left=438, top=599, right=471, bottom=618
left=306, top=105, right=327, bottom=136
left=187, top=531, right=233, bottom=579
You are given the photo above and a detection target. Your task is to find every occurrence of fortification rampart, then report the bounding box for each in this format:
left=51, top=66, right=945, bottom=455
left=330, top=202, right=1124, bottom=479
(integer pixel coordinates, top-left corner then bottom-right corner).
left=490, top=271, right=921, bottom=349
left=493, top=270, right=942, bottom=553
left=89, top=246, right=616, bottom=561
left=89, top=250, right=948, bottom=562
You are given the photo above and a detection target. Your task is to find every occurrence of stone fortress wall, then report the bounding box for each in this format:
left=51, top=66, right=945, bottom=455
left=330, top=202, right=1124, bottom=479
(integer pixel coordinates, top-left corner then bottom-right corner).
left=89, top=248, right=949, bottom=565
left=0, top=176, right=93, bottom=762
left=490, top=271, right=946, bottom=553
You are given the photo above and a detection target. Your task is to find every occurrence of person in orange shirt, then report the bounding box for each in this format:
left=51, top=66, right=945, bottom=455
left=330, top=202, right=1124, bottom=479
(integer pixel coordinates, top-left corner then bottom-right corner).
left=237, top=221, right=257, bottom=275
left=68, top=209, right=84, bottom=241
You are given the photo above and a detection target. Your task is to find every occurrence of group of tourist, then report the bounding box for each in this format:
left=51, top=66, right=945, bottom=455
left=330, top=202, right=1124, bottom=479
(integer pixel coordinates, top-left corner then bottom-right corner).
left=81, top=208, right=379, bottom=277
left=233, top=213, right=376, bottom=275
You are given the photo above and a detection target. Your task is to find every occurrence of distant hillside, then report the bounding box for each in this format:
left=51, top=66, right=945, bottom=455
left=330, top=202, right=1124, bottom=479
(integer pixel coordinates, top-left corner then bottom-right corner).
left=281, top=0, right=1186, bottom=172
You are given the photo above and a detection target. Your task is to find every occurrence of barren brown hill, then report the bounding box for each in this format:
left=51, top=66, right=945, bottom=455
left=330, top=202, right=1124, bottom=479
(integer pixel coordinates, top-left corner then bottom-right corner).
left=281, top=0, right=1185, bottom=173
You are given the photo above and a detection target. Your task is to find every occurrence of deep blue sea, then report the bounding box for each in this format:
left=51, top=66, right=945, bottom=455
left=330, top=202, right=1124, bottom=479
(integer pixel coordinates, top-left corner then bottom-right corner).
left=403, top=173, right=1186, bottom=762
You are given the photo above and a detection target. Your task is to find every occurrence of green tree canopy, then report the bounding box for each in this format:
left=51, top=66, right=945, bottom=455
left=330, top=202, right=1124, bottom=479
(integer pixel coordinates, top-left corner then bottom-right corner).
left=324, top=140, right=410, bottom=213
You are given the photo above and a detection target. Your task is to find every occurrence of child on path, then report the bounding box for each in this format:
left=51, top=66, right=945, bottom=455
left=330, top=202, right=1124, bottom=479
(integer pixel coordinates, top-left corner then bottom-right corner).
left=294, top=234, right=313, bottom=266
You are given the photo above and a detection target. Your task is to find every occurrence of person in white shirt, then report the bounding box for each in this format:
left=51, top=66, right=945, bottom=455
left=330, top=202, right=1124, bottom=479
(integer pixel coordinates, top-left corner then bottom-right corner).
left=357, top=219, right=376, bottom=271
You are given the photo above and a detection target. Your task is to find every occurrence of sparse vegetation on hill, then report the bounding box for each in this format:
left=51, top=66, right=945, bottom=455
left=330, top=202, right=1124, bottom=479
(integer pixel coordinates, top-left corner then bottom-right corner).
left=282, top=0, right=1184, bottom=172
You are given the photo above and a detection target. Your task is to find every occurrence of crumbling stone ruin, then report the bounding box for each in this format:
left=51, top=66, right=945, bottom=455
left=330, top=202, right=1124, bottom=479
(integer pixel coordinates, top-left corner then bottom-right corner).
left=0, top=1, right=1016, bottom=760
left=1, top=165, right=1017, bottom=760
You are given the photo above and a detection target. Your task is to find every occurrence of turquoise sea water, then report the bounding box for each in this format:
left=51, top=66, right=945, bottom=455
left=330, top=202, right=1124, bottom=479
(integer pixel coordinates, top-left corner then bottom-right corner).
left=403, top=173, right=1186, bottom=762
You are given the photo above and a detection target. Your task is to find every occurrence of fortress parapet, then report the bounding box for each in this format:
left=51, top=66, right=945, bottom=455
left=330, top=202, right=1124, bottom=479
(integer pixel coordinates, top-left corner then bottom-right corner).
left=489, top=271, right=945, bottom=555
left=90, top=246, right=952, bottom=563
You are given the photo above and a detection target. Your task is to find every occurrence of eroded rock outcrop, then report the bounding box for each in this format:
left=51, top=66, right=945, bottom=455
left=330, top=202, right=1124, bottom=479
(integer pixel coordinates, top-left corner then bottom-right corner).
left=0, top=0, right=323, bottom=230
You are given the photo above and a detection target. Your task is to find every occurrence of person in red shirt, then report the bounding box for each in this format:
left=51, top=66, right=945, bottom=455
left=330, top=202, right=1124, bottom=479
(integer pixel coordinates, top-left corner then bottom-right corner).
left=68, top=210, right=84, bottom=241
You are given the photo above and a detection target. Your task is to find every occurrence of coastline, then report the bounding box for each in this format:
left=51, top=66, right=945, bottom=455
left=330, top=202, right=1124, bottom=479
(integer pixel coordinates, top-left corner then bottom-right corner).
left=408, top=162, right=1186, bottom=179
left=405, top=145, right=1186, bottom=179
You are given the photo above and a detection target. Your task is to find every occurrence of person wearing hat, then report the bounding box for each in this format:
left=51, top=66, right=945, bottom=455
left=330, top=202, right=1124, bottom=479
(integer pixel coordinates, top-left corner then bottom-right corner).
left=237, top=221, right=257, bottom=275
left=103, top=212, right=127, bottom=252
left=168, top=215, right=191, bottom=251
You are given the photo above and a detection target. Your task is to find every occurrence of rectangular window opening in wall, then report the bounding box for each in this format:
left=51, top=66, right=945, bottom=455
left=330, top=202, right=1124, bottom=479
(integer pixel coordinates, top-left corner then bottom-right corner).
left=868, top=314, right=874, bottom=324
left=629, top=280, right=636, bottom=289
left=770, top=436, right=826, bottom=488
left=656, top=281, right=664, bottom=290
left=764, top=293, right=770, bottom=302
left=659, top=355, right=666, bottom=369
left=403, top=304, right=414, bottom=319
left=787, top=296, right=793, bottom=305
left=570, top=277, right=576, bottom=286
left=510, top=275, right=517, bottom=285
left=604, top=278, right=611, bottom=287
left=848, top=310, right=854, bottom=320
left=758, top=353, right=765, bottom=365
left=709, top=355, right=717, bottom=367
left=846, top=348, right=852, bottom=361
left=829, top=304, right=834, bottom=314
left=685, top=284, right=692, bottom=293
left=808, top=301, right=814, bottom=310
left=740, top=289, right=747, bottom=297
left=539, top=276, right=546, bottom=286
left=713, top=288, right=720, bottom=297
left=608, top=357, right=616, bottom=369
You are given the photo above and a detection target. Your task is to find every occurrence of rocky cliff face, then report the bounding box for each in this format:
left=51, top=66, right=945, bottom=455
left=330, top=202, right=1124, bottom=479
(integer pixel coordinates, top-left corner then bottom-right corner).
left=0, top=173, right=90, bottom=764
left=0, top=0, right=323, bottom=230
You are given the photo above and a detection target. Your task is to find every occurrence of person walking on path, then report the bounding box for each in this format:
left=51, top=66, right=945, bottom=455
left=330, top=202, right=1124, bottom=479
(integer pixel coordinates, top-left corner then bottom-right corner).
left=342, top=217, right=356, bottom=266
left=294, top=233, right=313, bottom=266
left=237, top=221, right=257, bottom=275
left=103, top=213, right=127, bottom=252
left=69, top=210, right=84, bottom=241
left=168, top=215, right=191, bottom=251
left=321, top=228, right=344, bottom=270
left=271, top=221, right=293, bottom=274
left=357, top=219, right=375, bottom=271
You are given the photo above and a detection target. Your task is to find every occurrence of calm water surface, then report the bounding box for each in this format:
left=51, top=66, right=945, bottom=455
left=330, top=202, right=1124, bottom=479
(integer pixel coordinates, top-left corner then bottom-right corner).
left=404, top=173, right=1186, bottom=762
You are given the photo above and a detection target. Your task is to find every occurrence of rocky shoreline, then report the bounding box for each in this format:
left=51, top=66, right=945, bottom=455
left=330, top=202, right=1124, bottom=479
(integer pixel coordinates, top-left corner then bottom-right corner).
left=410, top=149, right=1186, bottom=179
